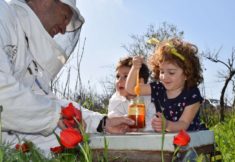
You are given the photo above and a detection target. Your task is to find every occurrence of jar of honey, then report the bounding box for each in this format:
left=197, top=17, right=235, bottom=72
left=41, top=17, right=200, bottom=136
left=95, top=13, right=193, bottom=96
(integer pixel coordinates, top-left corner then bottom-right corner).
left=128, top=97, right=146, bottom=129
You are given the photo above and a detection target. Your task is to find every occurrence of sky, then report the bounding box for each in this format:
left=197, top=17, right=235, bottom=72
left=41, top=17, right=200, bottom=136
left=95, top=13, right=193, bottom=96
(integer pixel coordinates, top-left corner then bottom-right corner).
left=74, top=0, right=235, bottom=104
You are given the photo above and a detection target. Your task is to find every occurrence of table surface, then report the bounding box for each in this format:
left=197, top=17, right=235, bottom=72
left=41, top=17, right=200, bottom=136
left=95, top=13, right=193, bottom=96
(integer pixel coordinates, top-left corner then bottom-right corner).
left=89, top=130, right=214, bottom=152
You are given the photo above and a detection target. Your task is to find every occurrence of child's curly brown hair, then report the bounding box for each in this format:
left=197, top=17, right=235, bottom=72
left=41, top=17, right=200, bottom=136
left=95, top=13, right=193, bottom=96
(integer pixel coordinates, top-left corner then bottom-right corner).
left=116, top=56, right=150, bottom=83
left=148, top=38, right=203, bottom=89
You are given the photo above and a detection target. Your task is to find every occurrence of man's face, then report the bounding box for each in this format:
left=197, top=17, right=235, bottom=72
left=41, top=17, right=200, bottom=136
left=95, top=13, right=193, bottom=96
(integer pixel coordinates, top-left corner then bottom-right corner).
left=35, top=0, right=73, bottom=37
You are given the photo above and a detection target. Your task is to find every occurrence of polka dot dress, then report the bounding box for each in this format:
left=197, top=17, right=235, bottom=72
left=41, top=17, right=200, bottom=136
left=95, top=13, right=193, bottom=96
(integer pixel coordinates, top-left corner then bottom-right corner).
left=150, top=82, right=206, bottom=131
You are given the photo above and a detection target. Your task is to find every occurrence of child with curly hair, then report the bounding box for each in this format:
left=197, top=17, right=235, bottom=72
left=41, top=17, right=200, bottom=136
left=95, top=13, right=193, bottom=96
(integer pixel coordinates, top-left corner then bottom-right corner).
left=126, top=38, right=206, bottom=132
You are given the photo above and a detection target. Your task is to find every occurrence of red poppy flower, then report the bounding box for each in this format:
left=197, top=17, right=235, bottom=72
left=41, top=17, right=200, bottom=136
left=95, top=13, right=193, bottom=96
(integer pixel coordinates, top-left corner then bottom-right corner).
left=173, top=130, right=191, bottom=146
left=61, top=103, right=82, bottom=122
left=61, top=103, right=76, bottom=120
left=15, top=143, right=29, bottom=153
left=74, top=108, right=82, bottom=122
left=50, top=146, right=64, bottom=154
left=63, top=118, right=76, bottom=128
left=60, top=128, right=83, bottom=148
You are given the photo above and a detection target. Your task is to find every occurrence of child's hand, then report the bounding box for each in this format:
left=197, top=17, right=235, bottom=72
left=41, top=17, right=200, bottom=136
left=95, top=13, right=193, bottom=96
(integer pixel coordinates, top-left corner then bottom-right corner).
left=151, top=112, right=167, bottom=132
left=132, top=56, right=144, bottom=69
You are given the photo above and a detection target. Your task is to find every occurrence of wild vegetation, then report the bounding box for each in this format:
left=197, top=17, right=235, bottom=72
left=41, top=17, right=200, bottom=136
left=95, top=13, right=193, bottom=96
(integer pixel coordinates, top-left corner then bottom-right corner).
left=0, top=22, right=235, bottom=161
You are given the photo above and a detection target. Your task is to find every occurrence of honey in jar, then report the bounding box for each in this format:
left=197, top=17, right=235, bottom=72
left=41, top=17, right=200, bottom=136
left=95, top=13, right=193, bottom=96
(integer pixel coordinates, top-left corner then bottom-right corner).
left=128, top=97, right=145, bottom=129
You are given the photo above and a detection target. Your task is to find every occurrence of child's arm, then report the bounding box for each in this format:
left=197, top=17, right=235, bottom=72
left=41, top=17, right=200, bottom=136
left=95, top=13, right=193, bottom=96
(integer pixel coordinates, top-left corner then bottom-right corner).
left=125, top=56, right=151, bottom=95
left=152, top=102, right=201, bottom=132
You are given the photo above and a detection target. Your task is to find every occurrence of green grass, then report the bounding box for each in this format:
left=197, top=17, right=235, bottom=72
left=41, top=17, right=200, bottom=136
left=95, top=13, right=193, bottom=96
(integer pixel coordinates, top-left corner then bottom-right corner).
left=211, top=116, right=235, bottom=161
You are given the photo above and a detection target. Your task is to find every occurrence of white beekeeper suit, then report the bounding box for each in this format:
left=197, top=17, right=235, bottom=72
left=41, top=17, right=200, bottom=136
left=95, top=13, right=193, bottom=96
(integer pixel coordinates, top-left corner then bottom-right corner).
left=0, top=0, right=103, bottom=152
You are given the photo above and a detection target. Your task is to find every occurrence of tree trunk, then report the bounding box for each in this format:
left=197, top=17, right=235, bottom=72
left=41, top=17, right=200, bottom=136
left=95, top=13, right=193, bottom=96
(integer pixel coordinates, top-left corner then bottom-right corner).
left=220, top=71, right=235, bottom=122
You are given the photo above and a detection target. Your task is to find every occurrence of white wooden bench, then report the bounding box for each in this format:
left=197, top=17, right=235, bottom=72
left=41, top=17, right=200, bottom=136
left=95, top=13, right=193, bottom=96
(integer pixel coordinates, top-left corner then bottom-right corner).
left=89, top=130, right=215, bottom=162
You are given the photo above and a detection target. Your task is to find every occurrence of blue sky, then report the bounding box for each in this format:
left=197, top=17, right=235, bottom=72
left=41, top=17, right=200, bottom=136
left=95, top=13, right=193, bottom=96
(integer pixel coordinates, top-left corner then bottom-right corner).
left=76, top=0, right=235, bottom=103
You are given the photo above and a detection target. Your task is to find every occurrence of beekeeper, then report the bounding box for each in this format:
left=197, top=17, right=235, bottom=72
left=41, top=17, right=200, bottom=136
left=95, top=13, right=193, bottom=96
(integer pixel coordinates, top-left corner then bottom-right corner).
left=0, top=0, right=134, bottom=152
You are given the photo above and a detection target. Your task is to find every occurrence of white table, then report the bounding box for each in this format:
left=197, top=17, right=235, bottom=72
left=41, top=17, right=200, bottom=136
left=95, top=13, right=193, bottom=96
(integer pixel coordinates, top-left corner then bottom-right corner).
left=89, top=130, right=215, bottom=162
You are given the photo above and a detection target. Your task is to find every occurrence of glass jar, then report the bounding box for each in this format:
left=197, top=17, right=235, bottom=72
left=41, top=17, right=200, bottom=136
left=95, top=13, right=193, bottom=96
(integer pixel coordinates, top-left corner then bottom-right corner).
left=128, top=97, right=146, bottom=129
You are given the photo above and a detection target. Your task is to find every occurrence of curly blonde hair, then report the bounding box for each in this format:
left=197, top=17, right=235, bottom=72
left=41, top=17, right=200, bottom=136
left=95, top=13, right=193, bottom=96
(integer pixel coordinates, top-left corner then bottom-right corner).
left=149, top=38, right=203, bottom=89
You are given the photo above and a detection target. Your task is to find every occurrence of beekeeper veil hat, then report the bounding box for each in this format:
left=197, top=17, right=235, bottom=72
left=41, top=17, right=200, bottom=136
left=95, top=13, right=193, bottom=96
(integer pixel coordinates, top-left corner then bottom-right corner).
left=54, top=0, right=85, bottom=63
left=60, top=0, right=84, bottom=31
